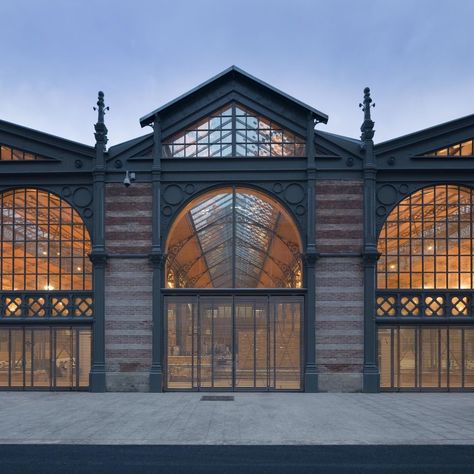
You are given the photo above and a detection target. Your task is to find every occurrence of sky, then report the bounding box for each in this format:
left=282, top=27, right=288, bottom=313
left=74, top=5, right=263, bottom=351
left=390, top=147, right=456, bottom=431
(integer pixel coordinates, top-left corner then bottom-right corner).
left=0, top=0, right=473, bottom=146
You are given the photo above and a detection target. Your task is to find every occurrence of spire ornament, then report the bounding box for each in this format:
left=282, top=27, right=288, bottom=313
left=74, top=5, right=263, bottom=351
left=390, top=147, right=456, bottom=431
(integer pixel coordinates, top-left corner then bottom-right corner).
left=93, top=91, right=109, bottom=146
left=359, top=87, right=375, bottom=142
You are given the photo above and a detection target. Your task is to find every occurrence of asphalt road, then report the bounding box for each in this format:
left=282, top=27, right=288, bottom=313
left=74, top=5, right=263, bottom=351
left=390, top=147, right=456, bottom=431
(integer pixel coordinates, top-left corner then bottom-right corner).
left=1, top=445, right=474, bottom=473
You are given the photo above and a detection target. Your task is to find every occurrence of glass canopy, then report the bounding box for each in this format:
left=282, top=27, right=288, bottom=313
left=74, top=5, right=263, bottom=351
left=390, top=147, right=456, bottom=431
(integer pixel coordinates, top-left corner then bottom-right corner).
left=165, top=187, right=302, bottom=288
left=377, top=185, right=474, bottom=290
left=162, top=103, right=306, bottom=158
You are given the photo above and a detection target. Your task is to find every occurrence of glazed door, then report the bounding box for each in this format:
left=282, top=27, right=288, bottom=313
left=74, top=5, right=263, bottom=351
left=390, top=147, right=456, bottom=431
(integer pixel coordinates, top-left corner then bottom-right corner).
left=165, top=295, right=303, bottom=390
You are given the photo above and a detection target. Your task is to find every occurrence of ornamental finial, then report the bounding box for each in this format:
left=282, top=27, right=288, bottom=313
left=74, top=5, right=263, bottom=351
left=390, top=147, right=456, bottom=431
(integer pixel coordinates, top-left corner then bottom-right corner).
left=93, top=91, right=109, bottom=145
left=359, top=87, right=375, bottom=142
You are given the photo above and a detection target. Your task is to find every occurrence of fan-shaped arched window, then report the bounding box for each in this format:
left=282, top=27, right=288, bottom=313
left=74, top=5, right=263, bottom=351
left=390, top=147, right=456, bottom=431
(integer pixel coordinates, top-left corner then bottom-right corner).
left=377, top=185, right=474, bottom=291
left=165, top=187, right=302, bottom=289
left=0, top=188, right=92, bottom=291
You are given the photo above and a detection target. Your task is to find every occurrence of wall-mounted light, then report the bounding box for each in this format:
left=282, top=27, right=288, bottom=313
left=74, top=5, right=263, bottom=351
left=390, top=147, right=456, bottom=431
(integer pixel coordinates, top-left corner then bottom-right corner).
left=123, top=170, right=136, bottom=187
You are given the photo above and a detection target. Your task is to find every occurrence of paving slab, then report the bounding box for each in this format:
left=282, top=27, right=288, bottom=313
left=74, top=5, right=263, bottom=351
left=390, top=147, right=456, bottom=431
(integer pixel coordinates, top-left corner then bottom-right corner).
left=0, top=392, right=473, bottom=445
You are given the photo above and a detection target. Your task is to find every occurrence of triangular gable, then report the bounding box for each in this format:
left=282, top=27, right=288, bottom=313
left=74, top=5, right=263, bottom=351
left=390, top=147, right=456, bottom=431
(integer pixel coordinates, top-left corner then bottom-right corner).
left=162, top=102, right=306, bottom=158
left=140, top=66, right=328, bottom=130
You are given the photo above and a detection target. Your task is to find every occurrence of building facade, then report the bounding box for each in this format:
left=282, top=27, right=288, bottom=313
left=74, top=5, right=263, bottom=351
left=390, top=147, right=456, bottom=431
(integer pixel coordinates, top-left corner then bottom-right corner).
left=0, top=66, right=473, bottom=393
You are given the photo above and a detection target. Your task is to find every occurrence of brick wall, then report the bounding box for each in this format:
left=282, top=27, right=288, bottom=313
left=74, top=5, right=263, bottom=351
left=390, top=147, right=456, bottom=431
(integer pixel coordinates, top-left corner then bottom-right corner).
left=315, top=180, right=364, bottom=392
left=104, top=183, right=153, bottom=391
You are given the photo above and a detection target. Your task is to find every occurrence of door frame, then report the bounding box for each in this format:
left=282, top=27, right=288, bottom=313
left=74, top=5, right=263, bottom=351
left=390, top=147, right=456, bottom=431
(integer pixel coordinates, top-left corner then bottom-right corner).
left=163, top=289, right=305, bottom=392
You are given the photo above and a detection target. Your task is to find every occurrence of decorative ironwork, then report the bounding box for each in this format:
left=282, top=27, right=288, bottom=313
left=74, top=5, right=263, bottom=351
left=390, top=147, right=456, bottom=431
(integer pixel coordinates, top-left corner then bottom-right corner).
left=376, top=291, right=472, bottom=318
left=0, top=292, right=93, bottom=319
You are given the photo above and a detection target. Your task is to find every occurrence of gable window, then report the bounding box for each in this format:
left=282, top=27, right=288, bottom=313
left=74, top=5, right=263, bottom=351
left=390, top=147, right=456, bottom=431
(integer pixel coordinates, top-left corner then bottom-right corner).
left=0, top=145, right=53, bottom=161
left=162, top=103, right=306, bottom=158
left=425, top=139, right=473, bottom=157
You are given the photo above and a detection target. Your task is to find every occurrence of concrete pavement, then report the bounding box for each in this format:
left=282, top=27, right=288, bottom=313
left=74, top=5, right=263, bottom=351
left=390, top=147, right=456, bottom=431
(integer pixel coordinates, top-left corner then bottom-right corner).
left=0, top=392, right=473, bottom=445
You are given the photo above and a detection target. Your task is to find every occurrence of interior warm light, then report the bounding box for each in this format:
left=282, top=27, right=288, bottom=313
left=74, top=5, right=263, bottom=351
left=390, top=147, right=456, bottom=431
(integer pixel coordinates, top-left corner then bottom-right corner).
left=389, top=264, right=396, bottom=270
left=44, top=284, right=54, bottom=291
left=42, top=251, right=47, bottom=256
left=76, top=266, right=81, bottom=271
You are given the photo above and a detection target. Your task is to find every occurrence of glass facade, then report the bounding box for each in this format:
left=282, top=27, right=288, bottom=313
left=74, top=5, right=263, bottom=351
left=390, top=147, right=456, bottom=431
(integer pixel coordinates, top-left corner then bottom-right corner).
left=165, top=186, right=303, bottom=391
left=162, top=103, right=306, bottom=158
left=377, top=184, right=474, bottom=391
left=0, top=326, right=91, bottom=389
left=0, top=188, right=93, bottom=390
left=166, top=296, right=302, bottom=390
left=378, top=326, right=474, bottom=390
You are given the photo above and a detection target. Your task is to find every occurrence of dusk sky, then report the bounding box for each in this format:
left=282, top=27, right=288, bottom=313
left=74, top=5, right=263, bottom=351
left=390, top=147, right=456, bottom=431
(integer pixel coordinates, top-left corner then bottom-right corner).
left=1, top=0, right=473, bottom=146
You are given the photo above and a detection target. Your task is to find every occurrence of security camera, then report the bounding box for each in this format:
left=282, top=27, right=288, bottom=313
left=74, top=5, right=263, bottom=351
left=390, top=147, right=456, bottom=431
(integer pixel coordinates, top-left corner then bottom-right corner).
left=123, top=170, right=136, bottom=187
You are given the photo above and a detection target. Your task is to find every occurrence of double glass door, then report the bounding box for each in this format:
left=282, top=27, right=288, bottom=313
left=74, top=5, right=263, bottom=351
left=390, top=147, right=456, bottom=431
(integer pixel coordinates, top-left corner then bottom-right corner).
left=165, top=295, right=303, bottom=391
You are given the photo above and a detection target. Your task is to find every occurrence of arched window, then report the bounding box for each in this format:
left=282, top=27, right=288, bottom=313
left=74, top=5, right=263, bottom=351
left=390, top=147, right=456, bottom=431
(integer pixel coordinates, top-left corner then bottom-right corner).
left=377, top=185, right=474, bottom=291
left=165, top=187, right=302, bottom=288
left=0, top=188, right=92, bottom=291
left=0, top=188, right=92, bottom=390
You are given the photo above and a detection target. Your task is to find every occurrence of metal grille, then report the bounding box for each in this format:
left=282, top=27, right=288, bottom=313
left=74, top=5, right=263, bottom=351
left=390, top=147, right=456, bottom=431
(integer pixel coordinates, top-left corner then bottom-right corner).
left=0, top=291, right=93, bottom=319
left=376, top=291, right=472, bottom=318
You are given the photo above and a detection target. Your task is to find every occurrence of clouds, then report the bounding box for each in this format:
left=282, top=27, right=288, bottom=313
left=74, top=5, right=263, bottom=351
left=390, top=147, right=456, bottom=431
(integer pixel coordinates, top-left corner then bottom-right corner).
left=0, top=0, right=472, bottom=145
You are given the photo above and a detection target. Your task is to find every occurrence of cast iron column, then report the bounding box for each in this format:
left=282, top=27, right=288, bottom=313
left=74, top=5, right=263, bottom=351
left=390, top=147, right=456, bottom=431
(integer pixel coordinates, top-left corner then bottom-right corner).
left=149, top=115, right=164, bottom=392
left=360, top=88, right=380, bottom=392
left=304, top=112, right=318, bottom=392
left=89, top=91, right=108, bottom=392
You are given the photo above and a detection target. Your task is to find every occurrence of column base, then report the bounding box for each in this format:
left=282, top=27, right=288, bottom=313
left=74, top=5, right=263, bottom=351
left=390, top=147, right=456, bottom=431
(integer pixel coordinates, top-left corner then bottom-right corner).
left=304, top=367, right=318, bottom=392
left=363, top=366, right=380, bottom=393
left=149, top=366, right=163, bottom=392
left=89, top=366, right=106, bottom=392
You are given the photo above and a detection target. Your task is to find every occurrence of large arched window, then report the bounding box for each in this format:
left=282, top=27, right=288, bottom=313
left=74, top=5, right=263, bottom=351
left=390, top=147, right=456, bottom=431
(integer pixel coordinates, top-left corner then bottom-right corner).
left=0, top=188, right=92, bottom=390
left=165, top=187, right=302, bottom=289
left=164, top=187, right=303, bottom=391
left=0, top=188, right=92, bottom=291
left=377, top=184, right=474, bottom=391
left=377, top=185, right=473, bottom=291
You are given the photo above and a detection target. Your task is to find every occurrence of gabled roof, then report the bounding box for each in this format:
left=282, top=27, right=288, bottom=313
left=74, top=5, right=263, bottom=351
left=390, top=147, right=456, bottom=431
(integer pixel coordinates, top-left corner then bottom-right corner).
left=315, top=129, right=363, bottom=158
left=139, top=66, right=328, bottom=127
left=107, top=132, right=153, bottom=158
left=0, top=119, right=94, bottom=158
left=375, top=113, right=474, bottom=156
